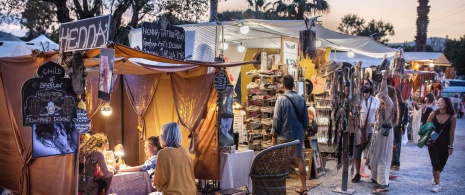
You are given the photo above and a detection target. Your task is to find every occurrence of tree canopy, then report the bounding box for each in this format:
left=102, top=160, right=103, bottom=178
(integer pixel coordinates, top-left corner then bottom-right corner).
left=337, top=14, right=395, bottom=44
left=0, top=0, right=209, bottom=44
left=443, top=35, right=465, bottom=75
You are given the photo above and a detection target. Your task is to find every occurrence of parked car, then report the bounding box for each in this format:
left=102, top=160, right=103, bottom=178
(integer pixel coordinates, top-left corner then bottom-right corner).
left=442, top=79, right=465, bottom=97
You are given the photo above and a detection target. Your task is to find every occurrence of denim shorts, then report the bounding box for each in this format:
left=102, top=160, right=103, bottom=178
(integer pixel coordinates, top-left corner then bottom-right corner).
left=277, top=138, right=304, bottom=158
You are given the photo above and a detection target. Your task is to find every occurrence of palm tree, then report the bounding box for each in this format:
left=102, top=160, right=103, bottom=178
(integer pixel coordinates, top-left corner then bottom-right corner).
left=415, top=0, right=430, bottom=52
left=271, top=0, right=330, bottom=20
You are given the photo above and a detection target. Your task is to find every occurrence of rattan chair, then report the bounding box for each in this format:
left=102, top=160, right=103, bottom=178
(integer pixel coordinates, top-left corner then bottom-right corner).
left=249, top=140, right=300, bottom=195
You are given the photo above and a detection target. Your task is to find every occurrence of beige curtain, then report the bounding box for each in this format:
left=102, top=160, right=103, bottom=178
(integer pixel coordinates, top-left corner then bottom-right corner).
left=123, top=73, right=161, bottom=140
left=170, top=73, right=215, bottom=153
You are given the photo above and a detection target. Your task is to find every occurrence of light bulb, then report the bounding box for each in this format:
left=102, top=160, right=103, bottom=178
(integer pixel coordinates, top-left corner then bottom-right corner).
left=237, top=44, right=245, bottom=52
left=347, top=50, right=355, bottom=58
left=101, top=103, right=112, bottom=116
left=240, top=25, right=249, bottom=34
left=220, top=42, right=228, bottom=50
left=429, top=62, right=434, bottom=67
left=315, top=40, right=321, bottom=47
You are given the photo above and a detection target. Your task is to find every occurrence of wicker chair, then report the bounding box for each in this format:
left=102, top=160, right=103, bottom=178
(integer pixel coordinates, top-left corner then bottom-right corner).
left=249, top=140, right=300, bottom=195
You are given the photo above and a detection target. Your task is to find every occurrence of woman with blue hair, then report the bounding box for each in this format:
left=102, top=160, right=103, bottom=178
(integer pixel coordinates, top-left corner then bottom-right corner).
left=151, top=122, right=196, bottom=195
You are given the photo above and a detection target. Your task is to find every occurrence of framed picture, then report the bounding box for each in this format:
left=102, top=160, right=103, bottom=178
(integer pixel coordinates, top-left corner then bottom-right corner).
left=310, top=139, right=325, bottom=178
left=32, top=122, right=78, bottom=158
left=98, top=48, right=115, bottom=102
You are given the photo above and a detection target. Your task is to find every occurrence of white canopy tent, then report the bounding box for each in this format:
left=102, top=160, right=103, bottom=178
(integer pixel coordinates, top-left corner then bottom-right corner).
left=27, top=34, right=59, bottom=51
left=0, top=35, right=58, bottom=58
left=329, top=51, right=452, bottom=68
left=403, top=52, right=451, bottom=66
left=129, top=19, right=397, bottom=60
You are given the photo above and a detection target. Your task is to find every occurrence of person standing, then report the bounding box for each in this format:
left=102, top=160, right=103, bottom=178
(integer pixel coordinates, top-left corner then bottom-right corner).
left=151, top=122, right=196, bottom=195
left=391, top=88, right=409, bottom=171
left=352, top=78, right=380, bottom=182
left=271, top=75, right=309, bottom=194
left=426, top=97, right=456, bottom=193
left=369, top=70, right=398, bottom=193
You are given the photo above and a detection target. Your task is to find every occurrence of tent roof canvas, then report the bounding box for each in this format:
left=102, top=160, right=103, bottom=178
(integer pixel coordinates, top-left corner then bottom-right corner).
left=403, top=52, right=451, bottom=66
left=176, top=20, right=397, bottom=58
left=27, top=34, right=59, bottom=51
left=0, top=41, right=33, bottom=58
left=0, top=33, right=23, bottom=42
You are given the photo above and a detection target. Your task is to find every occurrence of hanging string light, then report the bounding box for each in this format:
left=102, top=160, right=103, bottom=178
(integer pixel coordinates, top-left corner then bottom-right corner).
left=237, top=42, right=245, bottom=52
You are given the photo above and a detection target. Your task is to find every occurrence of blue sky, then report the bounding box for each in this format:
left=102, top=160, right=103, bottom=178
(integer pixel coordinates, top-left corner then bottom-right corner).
left=219, top=0, right=465, bottom=43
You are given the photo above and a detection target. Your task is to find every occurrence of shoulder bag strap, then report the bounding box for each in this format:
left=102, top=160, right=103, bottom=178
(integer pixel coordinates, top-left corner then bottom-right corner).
left=363, top=97, right=373, bottom=128
left=282, top=95, right=304, bottom=124
left=436, top=115, right=452, bottom=136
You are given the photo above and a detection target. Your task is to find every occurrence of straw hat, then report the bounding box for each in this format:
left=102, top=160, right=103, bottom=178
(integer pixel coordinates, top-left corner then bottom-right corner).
left=316, top=63, right=326, bottom=77
left=324, top=60, right=343, bottom=77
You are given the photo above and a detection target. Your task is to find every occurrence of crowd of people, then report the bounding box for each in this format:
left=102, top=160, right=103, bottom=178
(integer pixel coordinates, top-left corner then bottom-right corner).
left=349, top=70, right=458, bottom=193
left=76, top=71, right=461, bottom=195
left=77, top=122, right=195, bottom=195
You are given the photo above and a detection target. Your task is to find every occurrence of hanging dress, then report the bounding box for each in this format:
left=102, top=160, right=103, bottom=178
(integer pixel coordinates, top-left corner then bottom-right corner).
left=412, top=108, right=422, bottom=143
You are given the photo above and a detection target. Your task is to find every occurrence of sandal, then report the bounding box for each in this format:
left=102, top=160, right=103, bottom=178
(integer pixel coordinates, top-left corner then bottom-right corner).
left=372, top=187, right=389, bottom=194
left=295, top=189, right=308, bottom=194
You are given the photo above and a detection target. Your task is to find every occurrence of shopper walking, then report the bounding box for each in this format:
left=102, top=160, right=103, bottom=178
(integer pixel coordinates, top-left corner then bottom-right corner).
left=271, top=75, right=309, bottom=194
left=352, top=78, right=380, bottom=182
left=426, top=97, right=457, bottom=193
left=369, top=70, right=399, bottom=194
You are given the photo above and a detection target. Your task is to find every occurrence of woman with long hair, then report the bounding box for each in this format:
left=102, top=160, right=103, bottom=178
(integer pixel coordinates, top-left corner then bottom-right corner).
left=151, top=122, right=196, bottom=195
left=78, top=133, right=116, bottom=195
left=426, top=97, right=456, bottom=192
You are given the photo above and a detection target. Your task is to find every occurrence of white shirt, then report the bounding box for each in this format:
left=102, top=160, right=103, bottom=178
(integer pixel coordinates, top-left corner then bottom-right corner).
left=360, top=96, right=380, bottom=134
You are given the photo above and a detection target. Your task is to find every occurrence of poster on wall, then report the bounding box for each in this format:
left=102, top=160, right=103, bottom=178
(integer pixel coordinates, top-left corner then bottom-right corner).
left=32, top=122, right=78, bottom=158
left=98, top=48, right=115, bottom=102
left=22, top=61, right=77, bottom=126
left=219, top=117, right=234, bottom=146
left=283, top=41, right=298, bottom=79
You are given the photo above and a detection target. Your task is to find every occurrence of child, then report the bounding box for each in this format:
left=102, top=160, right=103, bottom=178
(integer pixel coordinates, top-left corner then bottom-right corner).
left=119, top=136, right=162, bottom=179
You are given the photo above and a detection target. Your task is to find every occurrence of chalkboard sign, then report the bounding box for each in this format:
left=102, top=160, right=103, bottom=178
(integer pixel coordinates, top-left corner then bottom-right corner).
left=142, top=19, right=185, bottom=60
left=214, top=70, right=229, bottom=92
left=22, top=61, right=77, bottom=126
left=73, top=110, right=91, bottom=134
left=59, top=15, right=111, bottom=52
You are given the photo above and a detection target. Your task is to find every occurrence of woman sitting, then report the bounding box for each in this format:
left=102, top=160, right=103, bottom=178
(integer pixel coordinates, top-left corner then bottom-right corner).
left=119, top=136, right=162, bottom=179
left=78, top=133, right=117, bottom=195
left=151, top=122, right=196, bottom=195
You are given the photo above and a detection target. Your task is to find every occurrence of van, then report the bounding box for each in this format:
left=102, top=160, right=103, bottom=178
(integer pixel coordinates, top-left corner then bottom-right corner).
left=442, top=80, right=465, bottom=97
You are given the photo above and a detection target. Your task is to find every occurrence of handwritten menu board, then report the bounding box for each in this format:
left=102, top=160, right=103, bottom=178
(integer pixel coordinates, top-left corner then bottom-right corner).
left=142, top=22, right=185, bottom=60
left=22, top=61, right=77, bottom=126
left=59, top=15, right=111, bottom=52
left=214, top=71, right=229, bottom=92
left=73, top=110, right=91, bottom=134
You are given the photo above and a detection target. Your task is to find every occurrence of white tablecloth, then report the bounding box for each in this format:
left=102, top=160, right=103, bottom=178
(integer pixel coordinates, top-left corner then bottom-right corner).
left=219, top=150, right=254, bottom=190
left=107, top=171, right=152, bottom=195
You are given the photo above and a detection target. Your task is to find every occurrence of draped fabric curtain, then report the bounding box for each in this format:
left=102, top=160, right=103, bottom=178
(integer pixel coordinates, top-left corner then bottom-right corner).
left=85, top=71, right=104, bottom=118
left=124, top=73, right=161, bottom=140
left=170, top=73, right=215, bottom=153
left=194, top=87, right=219, bottom=180
left=0, top=54, right=75, bottom=194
